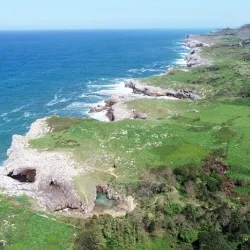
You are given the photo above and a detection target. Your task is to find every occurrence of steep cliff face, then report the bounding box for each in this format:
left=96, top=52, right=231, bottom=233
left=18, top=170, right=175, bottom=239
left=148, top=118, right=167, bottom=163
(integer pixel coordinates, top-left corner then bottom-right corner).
left=0, top=118, right=94, bottom=213
left=0, top=117, right=136, bottom=214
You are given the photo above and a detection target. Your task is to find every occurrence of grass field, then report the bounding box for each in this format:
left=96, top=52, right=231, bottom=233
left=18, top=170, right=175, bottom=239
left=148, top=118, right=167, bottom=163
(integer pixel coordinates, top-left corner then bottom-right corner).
left=0, top=195, right=75, bottom=250
left=30, top=95, right=250, bottom=203
left=15, top=26, right=250, bottom=249
left=30, top=28, right=250, bottom=201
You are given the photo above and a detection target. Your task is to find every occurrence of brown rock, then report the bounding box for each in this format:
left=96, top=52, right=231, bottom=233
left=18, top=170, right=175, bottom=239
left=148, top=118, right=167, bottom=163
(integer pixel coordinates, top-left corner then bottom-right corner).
left=133, top=113, right=148, bottom=120
left=106, top=108, right=115, bottom=121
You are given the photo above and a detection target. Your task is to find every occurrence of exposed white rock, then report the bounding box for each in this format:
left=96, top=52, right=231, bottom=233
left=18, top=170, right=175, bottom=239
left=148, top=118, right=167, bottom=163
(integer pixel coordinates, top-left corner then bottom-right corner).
left=0, top=118, right=94, bottom=213
left=183, top=36, right=212, bottom=67
left=125, top=196, right=137, bottom=212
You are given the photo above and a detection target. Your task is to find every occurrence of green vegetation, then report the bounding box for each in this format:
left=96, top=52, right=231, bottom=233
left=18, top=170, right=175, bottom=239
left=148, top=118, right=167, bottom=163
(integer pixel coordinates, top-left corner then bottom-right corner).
left=4, top=26, right=250, bottom=249
left=31, top=98, right=250, bottom=205
left=0, top=195, right=75, bottom=249
left=74, top=163, right=250, bottom=249
left=142, top=57, right=250, bottom=99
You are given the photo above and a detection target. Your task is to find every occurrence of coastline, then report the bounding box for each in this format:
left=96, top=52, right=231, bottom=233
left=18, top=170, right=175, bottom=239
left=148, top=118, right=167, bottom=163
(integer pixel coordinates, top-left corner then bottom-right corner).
left=88, top=35, right=209, bottom=122
left=0, top=118, right=94, bottom=213
left=0, top=33, right=192, bottom=166
left=0, top=33, right=210, bottom=214
left=1, top=22, right=250, bottom=250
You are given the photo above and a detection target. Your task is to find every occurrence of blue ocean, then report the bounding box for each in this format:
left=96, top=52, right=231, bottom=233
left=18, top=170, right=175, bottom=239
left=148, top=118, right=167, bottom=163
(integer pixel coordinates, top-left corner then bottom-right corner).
left=0, top=29, right=209, bottom=164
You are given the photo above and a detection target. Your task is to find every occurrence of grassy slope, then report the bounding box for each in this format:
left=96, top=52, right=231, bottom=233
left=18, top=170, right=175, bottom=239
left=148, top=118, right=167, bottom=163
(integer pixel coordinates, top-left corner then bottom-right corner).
left=31, top=117, right=215, bottom=202
left=126, top=99, right=250, bottom=181
left=30, top=28, right=250, bottom=202
left=24, top=27, right=250, bottom=249
left=0, top=195, right=75, bottom=250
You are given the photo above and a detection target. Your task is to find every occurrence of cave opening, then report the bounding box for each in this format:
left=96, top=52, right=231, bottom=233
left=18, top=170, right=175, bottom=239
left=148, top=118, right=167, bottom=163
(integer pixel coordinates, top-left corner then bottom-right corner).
left=7, top=169, right=36, bottom=183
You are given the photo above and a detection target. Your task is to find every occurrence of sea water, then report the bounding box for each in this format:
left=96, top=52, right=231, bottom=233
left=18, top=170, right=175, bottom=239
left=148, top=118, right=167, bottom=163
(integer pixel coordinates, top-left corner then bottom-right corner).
left=0, top=29, right=210, bottom=163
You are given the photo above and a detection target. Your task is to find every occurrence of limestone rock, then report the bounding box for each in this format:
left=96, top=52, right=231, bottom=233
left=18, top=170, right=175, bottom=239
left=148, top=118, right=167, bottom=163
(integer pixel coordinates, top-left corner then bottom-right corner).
left=106, top=108, right=115, bottom=121
left=133, top=112, right=148, bottom=120
left=0, top=118, right=94, bottom=213
left=164, top=67, right=175, bottom=75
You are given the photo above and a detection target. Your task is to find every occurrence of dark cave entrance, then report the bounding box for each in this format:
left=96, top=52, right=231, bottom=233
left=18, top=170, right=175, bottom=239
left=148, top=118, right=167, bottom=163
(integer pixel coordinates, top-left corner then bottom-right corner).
left=7, top=169, right=36, bottom=183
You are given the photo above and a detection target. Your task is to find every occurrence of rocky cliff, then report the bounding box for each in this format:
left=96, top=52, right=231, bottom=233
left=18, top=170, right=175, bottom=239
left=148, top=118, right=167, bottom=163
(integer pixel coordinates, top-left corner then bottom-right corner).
left=0, top=118, right=94, bottom=213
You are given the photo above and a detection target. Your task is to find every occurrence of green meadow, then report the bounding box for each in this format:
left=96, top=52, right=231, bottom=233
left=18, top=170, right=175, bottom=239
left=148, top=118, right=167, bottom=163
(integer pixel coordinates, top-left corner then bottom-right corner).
left=3, top=27, right=250, bottom=249
left=0, top=195, right=75, bottom=250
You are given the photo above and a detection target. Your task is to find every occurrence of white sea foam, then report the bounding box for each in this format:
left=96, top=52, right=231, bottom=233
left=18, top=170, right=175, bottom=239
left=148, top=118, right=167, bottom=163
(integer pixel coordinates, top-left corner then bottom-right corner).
left=87, top=84, right=118, bottom=90
left=96, top=81, right=133, bottom=96
left=128, top=68, right=163, bottom=74
left=2, top=117, right=12, bottom=123
left=79, top=93, right=88, bottom=98
left=0, top=129, right=11, bottom=134
left=88, top=110, right=109, bottom=122
left=11, top=105, right=27, bottom=113
left=24, top=112, right=31, bottom=118
left=65, top=102, right=94, bottom=110
left=0, top=113, right=8, bottom=117
left=99, top=78, right=110, bottom=81
left=175, top=58, right=187, bottom=66
left=79, top=93, right=103, bottom=100
left=181, top=45, right=190, bottom=50
left=46, top=94, right=70, bottom=106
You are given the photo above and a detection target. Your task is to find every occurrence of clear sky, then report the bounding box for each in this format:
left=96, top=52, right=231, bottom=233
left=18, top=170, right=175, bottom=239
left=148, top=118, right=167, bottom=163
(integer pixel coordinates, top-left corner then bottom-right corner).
left=0, top=0, right=249, bottom=30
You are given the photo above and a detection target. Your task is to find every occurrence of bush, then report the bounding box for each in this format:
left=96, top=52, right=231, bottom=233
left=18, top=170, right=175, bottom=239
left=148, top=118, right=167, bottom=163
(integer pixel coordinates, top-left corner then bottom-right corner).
left=75, top=214, right=146, bottom=250
left=165, top=203, right=183, bottom=216
left=238, top=239, right=250, bottom=250
left=179, top=228, right=198, bottom=243
left=206, top=177, right=221, bottom=192
left=240, top=81, right=250, bottom=97
left=173, top=165, right=200, bottom=183
left=197, top=231, right=231, bottom=250
left=223, top=212, right=250, bottom=241
left=75, top=229, right=106, bottom=250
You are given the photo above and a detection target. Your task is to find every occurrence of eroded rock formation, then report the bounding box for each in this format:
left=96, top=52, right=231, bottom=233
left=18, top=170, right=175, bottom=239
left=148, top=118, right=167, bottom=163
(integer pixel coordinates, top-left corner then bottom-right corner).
left=0, top=118, right=93, bottom=213
left=124, top=80, right=199, bottom=100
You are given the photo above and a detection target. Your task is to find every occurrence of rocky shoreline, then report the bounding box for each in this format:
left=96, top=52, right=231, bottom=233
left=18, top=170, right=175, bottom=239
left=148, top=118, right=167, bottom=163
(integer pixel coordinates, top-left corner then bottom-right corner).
left=183, top=35, right=212, bottom=67
left=0, top=34, right=210, bottom=214
left=0, top=117, right=136, bottom=215
left=0, top=118, right=93, bottom=213
left=89, top=35, right=209, bottom=122
left=89, top=79, right=201, bottom=122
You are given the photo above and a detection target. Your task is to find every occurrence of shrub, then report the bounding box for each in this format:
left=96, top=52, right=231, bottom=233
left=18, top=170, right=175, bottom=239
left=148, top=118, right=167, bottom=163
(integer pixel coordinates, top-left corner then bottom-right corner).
left=242, top=82, right=250, bottom=98
left=173, top=165, right=200, bottom=183
left=206, top=177, right=221, bottom=192
left=238, top=239, right=250, bottom=250
left=179, top=228, right=198, bottom=243
left=223, top=211, right=250, bottom=241
left=197, top=231, right=231, bottom=250
left=75, top=229, right=106, bottom=250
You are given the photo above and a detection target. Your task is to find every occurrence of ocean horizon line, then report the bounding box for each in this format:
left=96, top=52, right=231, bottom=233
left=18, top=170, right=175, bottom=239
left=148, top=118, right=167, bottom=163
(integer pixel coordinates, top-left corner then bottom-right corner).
left=0, top=27, right=217, bottom=32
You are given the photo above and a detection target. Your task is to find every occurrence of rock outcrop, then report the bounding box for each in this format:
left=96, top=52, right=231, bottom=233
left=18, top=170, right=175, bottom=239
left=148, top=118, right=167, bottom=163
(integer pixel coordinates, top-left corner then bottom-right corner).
left=124, top=80, right=199, bottom=100
left=133, top=112, right=148, bottom=120
left=89, top=94, right=134, bottom=122
left=164, top=67, right=175, bottom=75
left=89, top=79, right=200, bottom=122
left=0, top=118, right=138, bottom=215
left=183, top=36, right=211, bottom=67
left=0, top=118, right=94, bottom=213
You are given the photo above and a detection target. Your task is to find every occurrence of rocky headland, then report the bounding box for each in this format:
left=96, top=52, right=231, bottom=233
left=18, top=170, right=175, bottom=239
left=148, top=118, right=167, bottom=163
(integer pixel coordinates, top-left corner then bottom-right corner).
left=0, top=34, right=210, bottom=215
left=183, top=35, right=212, bottom=67
left=88, top=34, right=209, bottom=122
left=0, top=118, right=91, bottom=213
